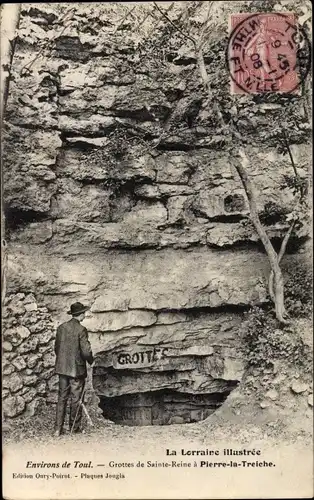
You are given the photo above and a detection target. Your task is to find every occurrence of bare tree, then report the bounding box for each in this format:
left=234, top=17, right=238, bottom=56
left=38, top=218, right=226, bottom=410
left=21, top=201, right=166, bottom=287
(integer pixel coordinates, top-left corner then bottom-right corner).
left=152, top=1, right=310, bottom=324
left=1, top=3, right=21, bottom=304
left=1, top=4, right=21, bottom=119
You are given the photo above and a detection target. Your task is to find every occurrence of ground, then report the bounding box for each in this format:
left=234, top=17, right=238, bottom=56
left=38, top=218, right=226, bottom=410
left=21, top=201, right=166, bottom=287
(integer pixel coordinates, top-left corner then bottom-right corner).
left=3, top=401, right=313, bottom=499
left=3, top=316, right=313, bottom=499
left=3, top=390, right=312, bottom=448
left=4, top=317, right=312, bottom=446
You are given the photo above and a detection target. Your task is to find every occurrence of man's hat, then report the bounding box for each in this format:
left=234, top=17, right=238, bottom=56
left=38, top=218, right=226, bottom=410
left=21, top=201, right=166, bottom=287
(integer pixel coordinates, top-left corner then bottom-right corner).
left=67, top=302, right=90, bottom=316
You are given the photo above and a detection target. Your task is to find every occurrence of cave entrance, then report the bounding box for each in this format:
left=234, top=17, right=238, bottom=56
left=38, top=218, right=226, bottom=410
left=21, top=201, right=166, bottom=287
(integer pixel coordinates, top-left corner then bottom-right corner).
left=99, top=388, right=235, bottom=426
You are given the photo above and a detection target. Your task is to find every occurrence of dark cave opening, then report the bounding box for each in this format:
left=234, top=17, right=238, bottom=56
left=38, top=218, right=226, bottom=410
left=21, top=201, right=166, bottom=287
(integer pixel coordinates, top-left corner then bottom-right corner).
left=98, top=387, right=237, bottom=426
left=224, top=194, right=246, bottom=213
left=4, top=206, right=49, bottom=232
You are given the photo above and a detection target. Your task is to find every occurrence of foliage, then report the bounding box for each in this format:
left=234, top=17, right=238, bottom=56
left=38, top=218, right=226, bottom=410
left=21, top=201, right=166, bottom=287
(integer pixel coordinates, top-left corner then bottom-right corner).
left=280, top=174, right=308, bottom=198
left=15, top=2, right=312, bottom=152
left=279, top=172, right=310, bottom=234
left=259, top=201, right=289, bottom=226
left=243, top=306, right=311, bottom=369
left=6, top=2, right=313, bottom=324
left=284, top=261, right=313, bottom=317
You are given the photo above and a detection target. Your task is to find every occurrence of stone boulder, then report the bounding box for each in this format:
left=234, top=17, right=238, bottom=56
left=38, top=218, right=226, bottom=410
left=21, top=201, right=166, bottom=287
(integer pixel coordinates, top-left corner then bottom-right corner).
left=3, top=396, right=26, bottom=418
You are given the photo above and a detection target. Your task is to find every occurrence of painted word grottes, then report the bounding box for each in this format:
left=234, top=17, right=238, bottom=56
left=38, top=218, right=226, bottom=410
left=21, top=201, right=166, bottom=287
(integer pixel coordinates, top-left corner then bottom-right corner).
left=115, top=348, right=169, bottom=367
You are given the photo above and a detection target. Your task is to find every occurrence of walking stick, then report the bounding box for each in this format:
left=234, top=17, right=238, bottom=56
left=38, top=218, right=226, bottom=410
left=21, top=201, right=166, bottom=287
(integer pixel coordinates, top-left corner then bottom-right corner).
left=70, top=386, right=87, bottom=435
left=70, top=386, right=94, bottom=434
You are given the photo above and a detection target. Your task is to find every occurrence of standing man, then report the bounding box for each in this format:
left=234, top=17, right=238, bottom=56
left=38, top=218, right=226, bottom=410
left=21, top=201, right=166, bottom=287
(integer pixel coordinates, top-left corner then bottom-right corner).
left=54, top=302, right=94, bottom=437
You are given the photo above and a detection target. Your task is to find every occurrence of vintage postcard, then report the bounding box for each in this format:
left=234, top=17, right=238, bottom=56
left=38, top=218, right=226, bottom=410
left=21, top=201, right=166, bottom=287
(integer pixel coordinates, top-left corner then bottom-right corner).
left=1, top=1, right=313, bottom=499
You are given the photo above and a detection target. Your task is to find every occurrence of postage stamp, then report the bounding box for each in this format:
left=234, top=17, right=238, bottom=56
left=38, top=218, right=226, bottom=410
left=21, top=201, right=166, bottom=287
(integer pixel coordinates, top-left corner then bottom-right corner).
left=226, top=12, right=311, bottom=94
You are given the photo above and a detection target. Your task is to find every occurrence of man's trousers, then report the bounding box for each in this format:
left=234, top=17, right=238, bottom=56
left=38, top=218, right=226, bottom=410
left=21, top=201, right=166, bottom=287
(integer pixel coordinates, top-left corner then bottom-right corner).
left=54, top=375, right=85, bottom=433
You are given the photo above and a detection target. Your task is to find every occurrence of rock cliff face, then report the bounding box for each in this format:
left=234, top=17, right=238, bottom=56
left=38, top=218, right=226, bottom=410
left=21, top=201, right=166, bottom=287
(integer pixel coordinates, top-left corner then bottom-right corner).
left=3, top=3, right=310, bottom=423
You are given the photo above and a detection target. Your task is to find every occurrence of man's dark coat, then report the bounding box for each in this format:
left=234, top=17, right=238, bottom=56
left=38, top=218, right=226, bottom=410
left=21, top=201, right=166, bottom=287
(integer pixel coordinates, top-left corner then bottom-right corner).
left=54, top=318, right=94, bottom=378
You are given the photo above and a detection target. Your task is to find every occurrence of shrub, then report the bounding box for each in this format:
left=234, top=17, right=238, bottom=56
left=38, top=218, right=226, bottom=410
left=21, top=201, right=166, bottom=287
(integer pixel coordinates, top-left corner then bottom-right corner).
left=242, top=307, right=311, bottom=370
left=259, top=201, right=288, bottom=226
left=284, top=261, right=313, bottom=317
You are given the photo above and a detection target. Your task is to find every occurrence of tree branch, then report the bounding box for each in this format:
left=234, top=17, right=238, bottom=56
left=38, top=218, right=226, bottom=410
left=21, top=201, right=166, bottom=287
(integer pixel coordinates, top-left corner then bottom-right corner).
left=195, top=44, right=243, bottom=142
left=133, top=7, right=154, bottom=32
left=1, top=3, right=21, bottom=118
left=113, top=5, right=137, bottom=34
left=235, top=150, right=289, bottom=324
left=153, top=2, right=196, bottom=46
left=269, top=219, right=296, bottom=302
left=280, top=221, right=296, bottom=264
left=1, top=238, right=8, bottom=305
left=282, top=132, right=299, bottom=180
left=1, top=3, right=21, bottom=306
left=20, top=9, right=76, bottom=75
left=145, top=3, right=176, bottom=39
left=198, top=1, right=214, bottom=47
left=155, top=2, right=291, bottom=323
left=234, top=151, right=279, bottom=263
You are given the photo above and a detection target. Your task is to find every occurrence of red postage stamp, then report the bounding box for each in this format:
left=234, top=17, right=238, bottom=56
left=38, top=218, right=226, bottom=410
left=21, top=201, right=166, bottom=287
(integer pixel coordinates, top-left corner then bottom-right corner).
left=226, top=12, right=311, bottom=94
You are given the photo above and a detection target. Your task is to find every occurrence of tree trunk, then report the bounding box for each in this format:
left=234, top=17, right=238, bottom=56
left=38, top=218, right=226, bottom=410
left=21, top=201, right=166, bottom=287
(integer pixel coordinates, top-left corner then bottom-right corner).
left=194, top=44, right=289, bottom=323
left=1, top=3, right=21, bottom=305
left=1, top=4, right=21, bottom=118
left=195, top=38, right=292, bottom=323
left=234, top=150, right=289, bottom=324
left=269, top=220, right=295, bottom=305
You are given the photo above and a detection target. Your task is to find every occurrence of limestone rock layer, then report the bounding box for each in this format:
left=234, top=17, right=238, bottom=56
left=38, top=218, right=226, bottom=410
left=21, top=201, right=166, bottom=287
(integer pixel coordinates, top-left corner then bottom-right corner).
left=3, top=3, right=310, bottom=420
